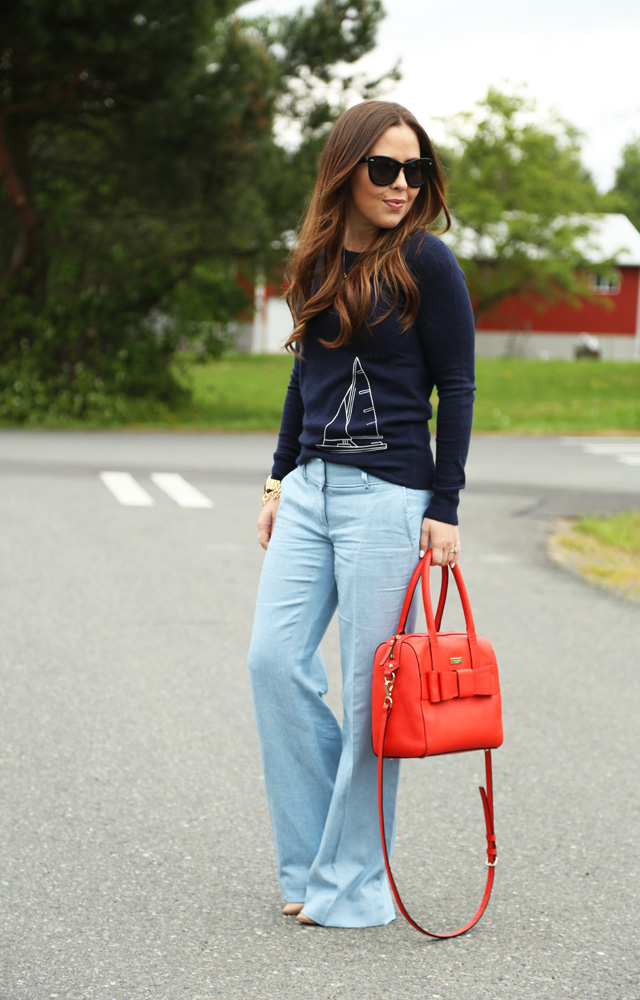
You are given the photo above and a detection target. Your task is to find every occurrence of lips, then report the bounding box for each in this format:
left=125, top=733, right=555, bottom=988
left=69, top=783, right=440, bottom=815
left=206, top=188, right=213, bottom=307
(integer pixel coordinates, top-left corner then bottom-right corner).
left=384, top=200, right=406, bottom=210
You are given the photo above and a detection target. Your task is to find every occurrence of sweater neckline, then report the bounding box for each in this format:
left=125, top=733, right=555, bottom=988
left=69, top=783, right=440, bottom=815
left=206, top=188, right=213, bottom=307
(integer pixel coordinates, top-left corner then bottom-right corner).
left=341, top=247, right=362, bottom=281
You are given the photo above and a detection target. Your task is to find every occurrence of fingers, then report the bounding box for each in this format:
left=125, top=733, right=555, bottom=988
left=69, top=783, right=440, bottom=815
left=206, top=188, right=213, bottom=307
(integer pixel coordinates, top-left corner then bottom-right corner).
left=257, top=512, right=272, bottom=550
left=419, top=520, right=431, bottom=560
left=258, top=525, right=271, bottom=551
left=420, top=517, right=460, bottom=567
left=431, top=545, right=460, bottom=567
left=257, top=497, right=280, bottom=550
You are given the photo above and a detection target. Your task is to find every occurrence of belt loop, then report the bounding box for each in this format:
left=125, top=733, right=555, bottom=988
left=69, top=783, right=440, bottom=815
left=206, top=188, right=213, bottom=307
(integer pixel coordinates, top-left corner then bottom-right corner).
left=323, top=460, right=327, bottom=491
left=362, top=470, right=369, bottom=489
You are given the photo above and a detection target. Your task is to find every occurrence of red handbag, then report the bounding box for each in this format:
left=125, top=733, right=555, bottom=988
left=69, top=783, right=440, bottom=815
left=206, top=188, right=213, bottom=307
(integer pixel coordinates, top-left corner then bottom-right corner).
left=372, top=550, right=503, bottom=937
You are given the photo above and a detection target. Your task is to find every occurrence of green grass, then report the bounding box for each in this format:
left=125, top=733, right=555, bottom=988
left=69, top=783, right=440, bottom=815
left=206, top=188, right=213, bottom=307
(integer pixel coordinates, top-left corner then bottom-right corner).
left=573, top=511, right=640, bottom=553
left=169, top=354, right=640, bottom=434
left=3, top=353, right=640, bottom=432
left=171, top=353, right=294, bottom=430
left=168, top=354, right=640, bottom=433
left=551, top=511, right=640, bottom=603
left=472, top=358, right=640, bottom=433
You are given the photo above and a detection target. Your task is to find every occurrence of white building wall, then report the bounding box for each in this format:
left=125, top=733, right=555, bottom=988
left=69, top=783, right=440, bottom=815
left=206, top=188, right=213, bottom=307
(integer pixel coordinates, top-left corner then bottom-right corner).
left=251, top=283, right=292, bottom=353
left=476, top=330, right=638, bottom=361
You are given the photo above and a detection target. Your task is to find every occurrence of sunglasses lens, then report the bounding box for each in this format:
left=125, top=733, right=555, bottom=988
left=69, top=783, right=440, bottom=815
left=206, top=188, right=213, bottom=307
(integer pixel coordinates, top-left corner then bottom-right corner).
left=405, top=161, right=426, bottom=187
left=368, top=157, right=397, bottom=185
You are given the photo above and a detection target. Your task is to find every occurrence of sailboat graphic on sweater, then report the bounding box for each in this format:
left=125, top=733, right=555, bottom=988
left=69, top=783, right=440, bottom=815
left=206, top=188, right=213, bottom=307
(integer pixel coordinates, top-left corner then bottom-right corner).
left=317, top=357, right=387, bottom=453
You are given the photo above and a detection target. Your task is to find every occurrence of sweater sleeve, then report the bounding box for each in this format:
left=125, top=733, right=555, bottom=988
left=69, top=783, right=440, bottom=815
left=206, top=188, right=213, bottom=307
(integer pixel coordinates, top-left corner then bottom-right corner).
left=415, top=240, right=476, bottom=525
left=271, top=355, right=304, bottom=480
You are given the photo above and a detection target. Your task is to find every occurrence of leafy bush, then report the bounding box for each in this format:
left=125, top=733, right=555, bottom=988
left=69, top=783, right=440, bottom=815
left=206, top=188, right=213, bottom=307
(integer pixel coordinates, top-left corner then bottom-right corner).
left=0, top=287, right=186, bottom=424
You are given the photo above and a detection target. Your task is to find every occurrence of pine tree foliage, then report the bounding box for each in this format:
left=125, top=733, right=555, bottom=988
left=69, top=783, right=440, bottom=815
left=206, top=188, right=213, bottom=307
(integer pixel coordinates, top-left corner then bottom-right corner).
left=0, top=0, right=389, bottom=422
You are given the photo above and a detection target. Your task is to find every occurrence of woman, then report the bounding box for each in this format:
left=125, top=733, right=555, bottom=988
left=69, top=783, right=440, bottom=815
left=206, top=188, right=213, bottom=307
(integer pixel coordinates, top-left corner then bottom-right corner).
left=248, top=100, right=475, bottom=928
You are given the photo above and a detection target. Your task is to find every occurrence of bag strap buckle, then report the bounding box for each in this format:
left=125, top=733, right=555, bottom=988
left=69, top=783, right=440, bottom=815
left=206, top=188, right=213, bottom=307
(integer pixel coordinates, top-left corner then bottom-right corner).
left=383, top=669, right=397, bottom=708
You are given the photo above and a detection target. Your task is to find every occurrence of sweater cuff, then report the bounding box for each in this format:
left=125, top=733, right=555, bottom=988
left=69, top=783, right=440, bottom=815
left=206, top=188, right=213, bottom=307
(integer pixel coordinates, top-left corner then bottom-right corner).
left=271, top=458, right=297, bottom=482
left=424, top=489, right=460, bottom=526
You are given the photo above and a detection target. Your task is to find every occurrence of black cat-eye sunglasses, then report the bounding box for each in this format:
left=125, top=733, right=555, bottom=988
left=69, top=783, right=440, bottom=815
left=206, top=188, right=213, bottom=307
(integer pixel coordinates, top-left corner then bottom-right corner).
left=358, top=155, right=433, bottom=188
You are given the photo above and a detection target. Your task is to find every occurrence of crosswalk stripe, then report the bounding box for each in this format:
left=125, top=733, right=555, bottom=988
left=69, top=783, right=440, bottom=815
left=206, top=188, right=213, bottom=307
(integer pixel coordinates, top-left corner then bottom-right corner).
left=100, top=471, right=155, bottom=507
left=562, top=437, right=640, bottom=446
left=562, top=437, right=640, bottom=470
left=582, top=443, right=640, bottom=454
left=150, top=472, right=213, bottom=508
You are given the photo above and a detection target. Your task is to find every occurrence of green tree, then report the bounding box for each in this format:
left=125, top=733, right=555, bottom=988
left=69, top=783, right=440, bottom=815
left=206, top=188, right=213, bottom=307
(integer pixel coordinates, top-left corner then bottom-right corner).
left=0, top=0, right=389, bottom=423
left=441, top=88, right=608, bottom=319
left=606, top=137, right=640, bottom=231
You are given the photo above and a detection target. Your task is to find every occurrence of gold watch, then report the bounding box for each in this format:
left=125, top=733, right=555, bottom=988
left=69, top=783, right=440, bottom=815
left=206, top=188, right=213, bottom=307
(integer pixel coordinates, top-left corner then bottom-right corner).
left=262, top=476, right=282, bottom=505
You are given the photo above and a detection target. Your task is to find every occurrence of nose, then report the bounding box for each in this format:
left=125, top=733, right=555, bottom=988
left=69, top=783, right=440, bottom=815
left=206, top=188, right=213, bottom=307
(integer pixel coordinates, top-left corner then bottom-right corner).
left=391, top=168, right=408, bottom=190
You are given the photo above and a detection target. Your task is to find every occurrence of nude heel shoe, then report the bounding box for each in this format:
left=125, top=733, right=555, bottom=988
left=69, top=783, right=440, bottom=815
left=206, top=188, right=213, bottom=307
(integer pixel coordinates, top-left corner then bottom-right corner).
left=282, top=902, right=305, bottom=916
left=296, top=912, right=318, bottom=925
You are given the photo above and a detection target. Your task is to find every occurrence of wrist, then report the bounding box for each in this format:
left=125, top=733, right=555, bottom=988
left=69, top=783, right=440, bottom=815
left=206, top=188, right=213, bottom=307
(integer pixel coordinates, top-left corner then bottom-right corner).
left=262, top=476, right=281, bottom=505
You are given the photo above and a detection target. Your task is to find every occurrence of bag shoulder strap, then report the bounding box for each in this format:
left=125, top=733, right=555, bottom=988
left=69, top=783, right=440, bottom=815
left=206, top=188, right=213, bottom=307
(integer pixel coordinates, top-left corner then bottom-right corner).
left=377, top=706, right=498, bottom=938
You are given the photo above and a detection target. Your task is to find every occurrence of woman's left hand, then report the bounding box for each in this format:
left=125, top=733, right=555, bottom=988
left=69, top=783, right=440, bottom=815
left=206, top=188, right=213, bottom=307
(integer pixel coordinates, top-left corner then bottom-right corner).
left=420, top=517, right=460, bottom=567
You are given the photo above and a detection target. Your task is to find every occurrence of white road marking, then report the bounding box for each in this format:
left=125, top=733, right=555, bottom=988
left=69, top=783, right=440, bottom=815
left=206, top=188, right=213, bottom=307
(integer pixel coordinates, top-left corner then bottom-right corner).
left=582, top=443, right=640, bottom=454
left=100, top=471, right=155, bottom=507
left=150, top=473, right=213, bottom=508
left=561, top=437, right=640, bottom=471
left=562, top=437, right=640, bottom=445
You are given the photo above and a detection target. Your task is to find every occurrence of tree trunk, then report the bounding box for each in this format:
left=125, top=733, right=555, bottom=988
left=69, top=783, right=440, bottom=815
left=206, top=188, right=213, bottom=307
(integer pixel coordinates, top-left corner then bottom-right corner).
left=0, top=116, right=38, bottom=285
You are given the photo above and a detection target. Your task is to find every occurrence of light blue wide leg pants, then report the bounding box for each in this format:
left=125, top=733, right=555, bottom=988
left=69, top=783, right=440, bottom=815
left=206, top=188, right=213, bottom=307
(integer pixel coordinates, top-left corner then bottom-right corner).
left=248, top=459, right=431, bottom=927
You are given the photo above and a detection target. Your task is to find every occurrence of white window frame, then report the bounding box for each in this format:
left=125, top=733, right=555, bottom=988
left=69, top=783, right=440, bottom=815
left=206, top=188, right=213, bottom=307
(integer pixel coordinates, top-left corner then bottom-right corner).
left=589, top=270, right=621, bottom=295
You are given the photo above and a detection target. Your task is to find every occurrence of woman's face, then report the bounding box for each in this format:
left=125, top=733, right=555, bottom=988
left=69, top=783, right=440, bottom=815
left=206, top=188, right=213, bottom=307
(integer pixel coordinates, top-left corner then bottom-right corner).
left=346, top=124, right=421, bottom=247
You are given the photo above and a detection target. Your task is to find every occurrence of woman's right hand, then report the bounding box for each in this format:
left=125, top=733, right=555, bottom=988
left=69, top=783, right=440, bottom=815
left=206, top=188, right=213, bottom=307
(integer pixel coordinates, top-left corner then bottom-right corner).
left=257, top=497, right=280, bottom=550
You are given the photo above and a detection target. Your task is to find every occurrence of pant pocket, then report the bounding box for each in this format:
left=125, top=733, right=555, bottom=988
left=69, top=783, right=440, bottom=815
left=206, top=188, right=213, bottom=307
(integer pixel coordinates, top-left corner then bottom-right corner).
left=402, top=487, right=432, bottom=543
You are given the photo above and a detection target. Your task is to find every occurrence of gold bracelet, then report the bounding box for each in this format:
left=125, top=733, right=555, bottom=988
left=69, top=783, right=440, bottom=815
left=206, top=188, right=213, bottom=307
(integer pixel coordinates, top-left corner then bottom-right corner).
left=262, top=476, right=282, bottom=505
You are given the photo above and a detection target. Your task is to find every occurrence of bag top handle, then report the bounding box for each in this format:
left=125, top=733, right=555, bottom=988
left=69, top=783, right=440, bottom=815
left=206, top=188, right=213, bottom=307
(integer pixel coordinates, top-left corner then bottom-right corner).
left=397, top=551, right=479, bottom=667
left=396, top=552, right=447, bottom=634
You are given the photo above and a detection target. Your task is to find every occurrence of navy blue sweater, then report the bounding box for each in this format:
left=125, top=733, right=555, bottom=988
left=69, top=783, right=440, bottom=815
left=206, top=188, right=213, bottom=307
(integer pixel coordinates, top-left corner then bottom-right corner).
left=271, top=232, right=475, bottom=525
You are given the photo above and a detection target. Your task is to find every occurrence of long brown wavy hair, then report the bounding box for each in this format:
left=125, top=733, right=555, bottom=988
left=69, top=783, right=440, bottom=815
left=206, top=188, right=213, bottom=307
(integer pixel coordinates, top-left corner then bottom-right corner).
left=284, top=100, right=450, bottom=352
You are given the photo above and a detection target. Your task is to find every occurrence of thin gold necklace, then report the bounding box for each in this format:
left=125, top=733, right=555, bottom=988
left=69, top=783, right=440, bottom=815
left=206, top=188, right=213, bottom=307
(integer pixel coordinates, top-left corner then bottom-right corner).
left=342, top=247, right=356, bottom=282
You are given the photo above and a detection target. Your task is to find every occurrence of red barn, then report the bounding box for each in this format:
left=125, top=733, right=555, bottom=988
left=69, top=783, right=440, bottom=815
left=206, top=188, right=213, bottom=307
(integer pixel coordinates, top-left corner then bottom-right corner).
left=444, top=213, right=640, bottom=360
left=245, top=214, right=640, bottom=360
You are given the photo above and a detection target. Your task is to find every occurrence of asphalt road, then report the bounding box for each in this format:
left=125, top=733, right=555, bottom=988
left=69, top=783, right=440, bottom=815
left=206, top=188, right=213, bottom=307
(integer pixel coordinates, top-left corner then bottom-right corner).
left=1, top=430, right=639, bottom=1000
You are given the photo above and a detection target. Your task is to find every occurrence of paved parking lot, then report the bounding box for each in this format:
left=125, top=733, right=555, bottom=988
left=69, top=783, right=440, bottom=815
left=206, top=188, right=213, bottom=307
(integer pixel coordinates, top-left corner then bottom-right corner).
left=1, top=431, right=638, bottom=999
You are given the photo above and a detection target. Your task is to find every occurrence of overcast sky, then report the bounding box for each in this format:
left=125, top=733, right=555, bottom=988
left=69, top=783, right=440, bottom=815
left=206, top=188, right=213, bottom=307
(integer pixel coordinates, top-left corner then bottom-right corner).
left=239, top=0, right=640, bottom=192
